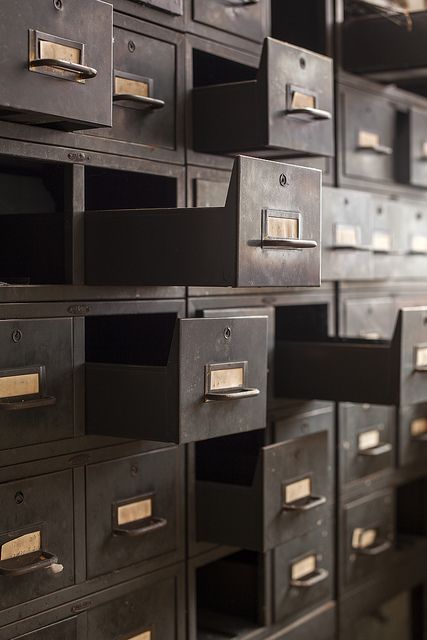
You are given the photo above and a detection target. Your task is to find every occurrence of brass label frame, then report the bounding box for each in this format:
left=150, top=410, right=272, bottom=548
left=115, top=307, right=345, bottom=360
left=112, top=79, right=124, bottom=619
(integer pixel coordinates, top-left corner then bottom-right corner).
left=113, top=493, right=155, bottom=530
left=283, top=476, right=312, bottom=505
left=372, top=230, right=392, bottom=252
left=414, top=343, right=427, bottom=370
left=411, top=417, right=427, bottom=437
left=290, top=553, right=317, bottom=581
left=28, top=30, right=85, bottom=82
left=352, top=527, right=377, bottom=550
left=358, top=428, right=381, bottom=452
left=287, top=84, right=318, bottom=115
left=262, top=209, right=301, bottom=246
left=0, top=365, right=45, bottom=400
left=333, top=223, right=361, bottom=248
left=205, top=361, right=247, bottom=395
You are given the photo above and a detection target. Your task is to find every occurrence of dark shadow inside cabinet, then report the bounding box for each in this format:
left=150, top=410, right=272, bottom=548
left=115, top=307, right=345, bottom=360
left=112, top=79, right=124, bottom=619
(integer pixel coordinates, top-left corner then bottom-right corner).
left=192, top=50, right=257, bottom=89
left=196, top=550, right=264, bottom=639
left=275, top=303, right=330, bottom=341
left=0, top=157, right=66, bottom=284
left=271, top=0, right=331, bottom=55
left=397, top=478, right=427, bottom=545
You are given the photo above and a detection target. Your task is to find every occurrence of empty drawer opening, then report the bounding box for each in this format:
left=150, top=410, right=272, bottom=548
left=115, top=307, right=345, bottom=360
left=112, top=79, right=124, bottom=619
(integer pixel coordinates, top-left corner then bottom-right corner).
left=85, top=313, right=178, bottom=366
left=0, top=157, right=66, bottom=285
left=196, top=550, right=263, bottom=639
left=193, top=50, right=257, bottom=88
left=196, top=430, right=265, bottom=486
left=271, top=0, right=329, bottom=55
left=275, top=303, right=330, bottom=341
left=85, top=167, right=177, bottom=210
left=397, top=478, right=427, bottom=542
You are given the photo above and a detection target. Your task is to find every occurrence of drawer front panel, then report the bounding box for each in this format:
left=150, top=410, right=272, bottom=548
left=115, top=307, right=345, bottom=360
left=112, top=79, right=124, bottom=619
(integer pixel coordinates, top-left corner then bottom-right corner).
left=343, top=490, right=394, bottom=588
left=0, top=318, right=74, bottom=450
left=90, top=26, right=177, bottom=150
left=86, top=448, right=182, bottom=578
left=15, top=618, right=77, bottom=639
left=273, top=518, right=333, bottom=624
left=340, top=403, right=395, bottom=484
left=398, top=403, right=427, bottom=467
left=342, top=297, right=396, bottom=340
left=0, top=471, right=74, bottom=610
left=408, top=108, right=427, bottom=188
left=342, top=87, right=395, bottom=183
left=0, top=0, right=112, bottom=129
left=87, top=574, right=178, bottom=640
left=264, top=430, right=332, bottom=549
left=193, top=0, right=268, bottom=42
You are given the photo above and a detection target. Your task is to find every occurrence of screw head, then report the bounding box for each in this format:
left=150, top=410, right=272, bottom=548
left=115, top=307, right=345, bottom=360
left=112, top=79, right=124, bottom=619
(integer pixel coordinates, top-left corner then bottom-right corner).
left=15, top=491, right=24, bottom=505
left=299, top=57, right=306, bottom=69
left=223, top=327, right=232, bottom=340
left=128, top=40, right=136, bottom=53
left=12, top=329, right=22, bottom=343
left=131, top=464, right=138, bottom=477
left=53, top=0, right=63, bottom=9
left=279, top=173, right=287, bottom=187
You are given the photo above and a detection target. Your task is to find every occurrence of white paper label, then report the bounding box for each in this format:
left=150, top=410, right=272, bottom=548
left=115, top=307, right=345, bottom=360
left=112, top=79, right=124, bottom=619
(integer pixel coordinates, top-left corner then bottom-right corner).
left=415, top=346, right=427, bottom=369
left=358, top=130, right=380, bottom=148
left=1, top=531, right=41, bottom=561
left=352, top=527, right=377, bottom=550
left=291, top=554, right=317, bottom=581
left=358, top=429, right=380, bottom=452
left=0, top=373, right=39, bottom=399
left=373, top=230, right=392, bottom=252
left=210, top=367, right=244, bottom=391
left=117, top=498, right=152, bottom=526
left=411, top=235, right=427, bottom=254
left=284, top=477, right=311, bottom=504
left=334, top=224, right=360, bottom=247
left=411, top=417, right=427, bottom=437
left=266, top=216, right=299, bottom=240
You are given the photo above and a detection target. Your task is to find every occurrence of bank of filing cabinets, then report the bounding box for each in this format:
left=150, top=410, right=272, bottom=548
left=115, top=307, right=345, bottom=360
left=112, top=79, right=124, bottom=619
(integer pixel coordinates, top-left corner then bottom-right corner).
left=1, top=1, right=427, bottom=640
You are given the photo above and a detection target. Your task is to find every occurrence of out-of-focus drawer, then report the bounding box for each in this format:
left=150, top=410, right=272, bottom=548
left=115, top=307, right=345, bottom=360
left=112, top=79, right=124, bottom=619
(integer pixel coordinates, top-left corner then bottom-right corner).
left=371, top=196, right=401, bottom=280
left=392, top=201, right=427, bottom=280
left=86, top=448, right=183, bottom=579
left=342, top=490, right=394, bottom=590
left=322, top=187, right=373, bottom=281
left=339, top=403, right=395, bottom=484
left=0, top=0, right=112, bottom=130
left=192, top=0, right=268, bottom=43
left=14, top=618, right=78, bottom=640
left=397, top=108, right=427, bottom=188
left=272, top=517, right=333, bottom=625
left=0, top=471, right=74, bottom=611
left=0, top=318, right=74, bottom=450
left=196, top=429, right=332, bottom=551
left=398, top=403, right=427, bottom=468
left=340, top=85, right=395, bottom=184
left=342, top=297, right=396, bottom=340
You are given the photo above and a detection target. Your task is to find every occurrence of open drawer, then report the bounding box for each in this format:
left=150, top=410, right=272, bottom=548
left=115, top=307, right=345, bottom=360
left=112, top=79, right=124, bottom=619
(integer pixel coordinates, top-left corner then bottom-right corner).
left=275, top=306, right=427, bottom=407
left=85, top=156, right=321, bottom=287
left=193, top=37, right=333, bottom=158
left=195, top=429, right=332, bottom=552
left=86, top=313, right=268, bottom=444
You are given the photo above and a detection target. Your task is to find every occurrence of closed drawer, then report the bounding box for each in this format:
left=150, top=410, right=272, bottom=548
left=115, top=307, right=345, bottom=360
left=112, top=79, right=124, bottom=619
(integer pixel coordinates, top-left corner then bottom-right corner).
left=343, top=490, right=394, bottom=589
left=196, top=429, right=332, bottom=551
left=392, top=201, right=427, bottom=280
left=85, top=314, right=268, bottom=443
left=322, top=188, right=373, bottom=281
left=339, top=403, right=395, bottom=484
left=272, top=517, right=333, bottom=625
left=0, top=318, right=74, bottom=450
left=193, top=38, right=333, bottom=158
left=14, top=618, right=78, bottom=639
left=0, top=0, right=112, bottom=130
left=0, top=470, right=74, bottom=610
left=87, top=567, right=182, bottom=640
left=116, top=0, right=184, bottom=16
left=192, top=0, right=268, bottom=42
left=371, top=196, right=401, bottom=280
left=267, top=603, right=336, bottom=640
left=85, top=157, right=321, bottom=288
left=397, top=108, right=427, bottom=188
left=86, top=448, right=183, bottom=579
left=341, top=86, right=395, bottom=184
left=89, top=18, right=180, bottom=154
left=346, top=592, right=412, bottom=640
left=342, top=297, right=396, bottom=340
left=398, top=403, right=427, bottom=468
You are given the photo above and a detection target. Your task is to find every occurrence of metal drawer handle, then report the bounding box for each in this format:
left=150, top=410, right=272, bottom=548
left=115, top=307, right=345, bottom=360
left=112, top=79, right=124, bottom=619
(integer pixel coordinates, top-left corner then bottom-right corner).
left=356, top=539, right=392, bottom=556
left=0, top=396, right=56, bottom=411
left=113, top=93, right=165, bottom=109
left=286, top=107, right=332, bottom=121
left=226, top=0, right=259, bottom=5
left=332, top=244, right=371, bottom=252
left=113, top=516, right=167, bottom=537
left=0, top=550, right=59, bottom=577
left=29, top=58, right=97, bottom=79
left=357, top=143, right=393, bottom=156
left=282, top=494, right=326, bottom=512
left=412, top=433, right=427, bottom=442
left=291, top=568, right=329, bottom=588
left=205, top=387, right=260, bottom=401
left=358, top=443, right=392, bottom=457
left=262, top=238, right=317, bottom=249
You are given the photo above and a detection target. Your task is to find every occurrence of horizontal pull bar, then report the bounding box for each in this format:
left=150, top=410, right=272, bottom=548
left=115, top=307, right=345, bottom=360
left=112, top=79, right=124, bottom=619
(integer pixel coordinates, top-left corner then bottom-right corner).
left=29, top=58, right=97, bottom=79
left=358, top=442, right=392, bottom=457
left=113, top=516, right=167, bottom=537
left=205, top=387, right=260, bottom=401
left=0, top=550, right=58, bottom=577
left=0, top=395, right=56, bottom=411
left=332, top=244, right=371, bottom=252
left=113, top=93, right=165, bottom=109
left=291, top=568, right=329, bottom=588
left=283, top=494, right=326, bottom=512
left=357, top=143, right=393, bottom=156
left=356, top=539, right=392, bottom=557
left=263, top=238, right=317, bottom=249
left=287, top=107, right=332, bottom=121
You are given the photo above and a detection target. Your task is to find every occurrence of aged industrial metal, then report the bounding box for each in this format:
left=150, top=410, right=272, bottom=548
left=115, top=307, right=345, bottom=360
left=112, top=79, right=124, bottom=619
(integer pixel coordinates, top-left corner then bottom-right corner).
left=193, top=37, right=334, bottom=158
left=85, top=156, right=321, bottom=287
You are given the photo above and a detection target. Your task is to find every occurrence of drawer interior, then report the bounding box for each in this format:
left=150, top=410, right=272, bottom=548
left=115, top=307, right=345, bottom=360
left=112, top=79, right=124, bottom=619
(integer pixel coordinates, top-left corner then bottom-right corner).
left=196, top=550, right=264, bottom=639
left=192, top=49, right=256, bottom=90
left=271, top=0, right=329, bottom=55
left=0, top=157, right=66, bottom=285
